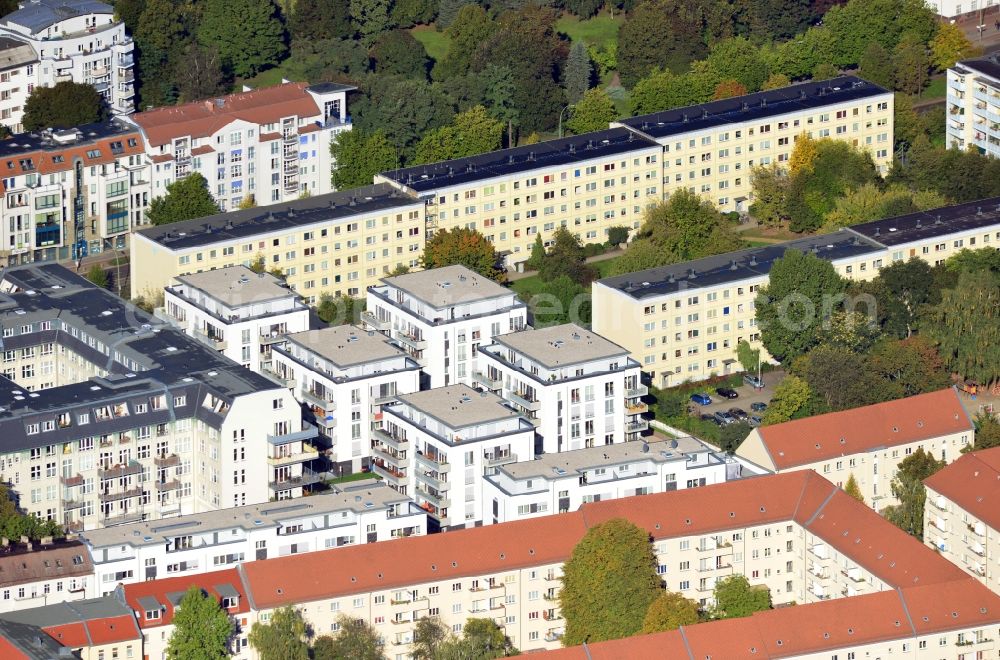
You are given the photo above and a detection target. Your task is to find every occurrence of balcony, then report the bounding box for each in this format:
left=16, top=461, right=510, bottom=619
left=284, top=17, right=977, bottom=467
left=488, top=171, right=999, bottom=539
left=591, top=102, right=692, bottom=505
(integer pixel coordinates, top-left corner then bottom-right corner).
left=153, top=454, right=181, bottom=468
left=267, top=423, right=319, bottom=446
left=301, top=388, right=336, bottom=414
left=261, top=366, right=295, bottom=389
left=193, top=327, right=227, bottom=351
left=626, top=385, right=648, bottom=398
left=259, top=332, right=286, bottom=346
left=545, top=631, right=564, bottom=643
left=99, top=461, right=142, bottom=480
left=371, top=462, right=407, bottom=486
left=840, top=569, right=865, bottom=583
left=60, top=474, right=84, bottom=488
left=372, top=428, right=409, bottom=451
left=154, top=480, right=181, bottom=492
left=267, top=445, right=319, bottom=467
left=99, top=487, right=143, bottom=503
left=418, top=471, right=450, bottom=491
left=62, top=498, right=85, bottom=511
left=473, top=371, right=502, bottom=391
left=372, top=445, right=409, bottom=468
left=484, top=452, right=517, bottom=468
left=153, top=307, right=184, bottom=329
left=415, top=451, right=450, bottom=473
left=417, top=487, right=450, bottom=510
left=626, top=402, right=649, bottom=415
left=361, top=312, right=390, bottom=332
left=268, top=468, right=322, bottom=491
left=508, top=391, right=540, bottom=412
left=394, top=330, right=427, bottom=351
left=626, top=420, right=649, bottom=433
left=101, top=511, right=144, bottom=526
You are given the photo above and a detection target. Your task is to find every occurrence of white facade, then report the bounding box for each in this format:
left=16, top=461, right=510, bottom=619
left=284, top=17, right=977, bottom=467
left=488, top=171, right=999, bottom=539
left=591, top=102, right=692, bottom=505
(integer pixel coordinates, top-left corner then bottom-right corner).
left=268, top=325, right=422, bottom=474
left=156, top=266, right=310, bottom=372
left=925, top=0, right=997, bottom=18
left=375, top=385, right=536, bottom=529
left=364, top=265, right=528, bottom=388
left=947, top=56, right=1000, bottom=157
left=0, top=0, right=134, bottom=129
left=476, top=323, right=647, bottom=452
left=482, top=436, right=730, bottom=525
left=82, top=480, right=425, bottom=595
left=0, top=36, right=36, bottom=133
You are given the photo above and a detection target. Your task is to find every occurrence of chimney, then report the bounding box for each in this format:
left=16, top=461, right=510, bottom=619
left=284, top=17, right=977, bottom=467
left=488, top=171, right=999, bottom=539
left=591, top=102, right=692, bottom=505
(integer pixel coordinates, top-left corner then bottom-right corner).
left=203, top=100, right=214, bottom=112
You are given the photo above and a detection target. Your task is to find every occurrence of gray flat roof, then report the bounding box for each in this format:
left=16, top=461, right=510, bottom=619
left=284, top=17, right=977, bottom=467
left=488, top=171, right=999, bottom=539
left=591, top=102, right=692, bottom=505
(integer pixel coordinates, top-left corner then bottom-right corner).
left=0, top=596, right=135, bottom=628
left=848, top=197, right=1000, bottom=247
left=175, top=266, right=295, bottom=307
left=80, top=480, right=406, bottom=549
left=396, top=384, right=521, bottom=430
left=0, top=619, right=67, bottom=659
left=498, top=436, right=711, bottom=481
left=2, top=0, right=112, bottom=33
left=284, top=325, right=407, bottom=368
left=380, top=265, right=511, bottom=309
left=492, top=323, right=628, bottom=368
left=957, top=55, right=1000, bottom=80
left=0, top=36, right=35, bottom=70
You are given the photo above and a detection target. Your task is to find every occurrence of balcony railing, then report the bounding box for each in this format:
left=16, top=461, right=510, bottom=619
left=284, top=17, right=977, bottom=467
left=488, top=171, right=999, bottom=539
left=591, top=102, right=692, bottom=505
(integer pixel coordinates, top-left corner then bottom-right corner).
left=101, top=511, right=144, bottom=526
left=193, top=327, right=227, bottom=351
left=268, top=468, right=322, bottom=491
left=154, top=480, right=181, bottom=492
left=372, top=462, right=407, bottom=485
left=372, top=428, right=408, bottom=451
left=267, top=445, right=320, bottom=467
left=361, top=312, right=390, bottom=332
left=372, top=445, right=409, bottom=468
left=98, top=461, right=142, bottom=480
left=99, top=487, right=143, bottom=503
left=626, top=420, right=649, bottom=433
left=415, top=451, right=450, bottom=473
left=484, top=453, right=517, bottom=468
left=154, top=454, right=181, bottom=468
left=267, top=423, right=319, bottom=446
left=626, top=385, right=648, bottom=398
left=418, top=471, right=450, bottom=491
left=417, top=488, right=451, bottom=510
left=393, top=330, right=427, bottom=350
left=508, top=391, right=540, bottom=412
left=626, top=402, right=649, bottom=415
left=60, top=474, right=84, bottom=487
left=301, top=388, right=336, bottom=413
left=473, top=371, right=502, bottom=390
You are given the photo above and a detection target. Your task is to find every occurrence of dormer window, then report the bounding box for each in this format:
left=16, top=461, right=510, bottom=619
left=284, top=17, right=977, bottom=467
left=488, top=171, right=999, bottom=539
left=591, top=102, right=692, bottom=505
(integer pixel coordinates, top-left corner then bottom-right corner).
left=145, top=609, right=160, bottom=621
left=221, top=596, right=238, bottom=609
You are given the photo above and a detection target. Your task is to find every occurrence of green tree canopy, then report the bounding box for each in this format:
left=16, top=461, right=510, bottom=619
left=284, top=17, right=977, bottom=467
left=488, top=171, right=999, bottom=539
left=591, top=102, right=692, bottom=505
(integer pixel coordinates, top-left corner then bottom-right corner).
left=566, top=88, right=616, bottom=135
left=858, top=42, right=894, bottom=90
left=706, top=37, right=769, bottom=93
left=821, top=184, right=947, bottom=234
left=525, top=276, right=591, bottom=328
left=146, top=173, right=219, bottom=226
left=844, top=473, right=865, bottom=504
left=435, top=4, right=495, bottom=79
left=617, top=0, right=708, bottom=87
left=370, top=29, right=429, bottom=80
left=316, top=294, right=366, bottom=326
left=641, top=591, right=700, bottom=633
left=350, top=0, right=392, bottom=46
left=893, top=32, right=930, bottom=95
left=560, top=518, right=661, bottom=645
left=564, top=41, right=592, bottom=104
left=719, top=421, right=753, bottom=453
left=865, top=257, right=940, bottom=338
left=435, top=618, right=516, bottom=659
left=967, top=414, right=1000, bottom=452
left=289, top=0, right=351, bottom=41
left=248, top=606, right=309, bottom=660
left=313, top=616, right=383, bottom=660
left=166, top=586, right=235, bottom=660
left=883, top=448, right=946, bottom=539
left=756, top=250, right=847, bottom=363
left=411, top=616, right=448, bottom=659
left=929, top=21, right=980, bottom=71
left=331, top=130, right=399, bottom=190
left=735, top=340, right=761, bottom=373
left=710, top=575, right=771, bottom=619
left=762, top=374, right=814, bottom=424
left=413, top=105, right=504, bottom=165
left=353, top=75, right=454, bottom=158
left=421, top=227, right=505, bottom=282
left=924, top=270, right=1000, bottom=385
left=866, top=337, right=951, bottom=400
left=538, top=227, right=596, bottom=284
left=85, top=265, right=109, bottom=289
left=22, top=82, right=107, bottom=131
left=197, top=0, right=287, bottom=78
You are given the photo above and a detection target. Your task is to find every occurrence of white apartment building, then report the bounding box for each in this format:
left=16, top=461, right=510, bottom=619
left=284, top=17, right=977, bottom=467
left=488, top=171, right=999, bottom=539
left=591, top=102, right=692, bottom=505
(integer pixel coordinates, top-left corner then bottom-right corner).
left=155, top=265, right=310, bottom=372
left=476, top=323, right=646, bottom=451
left=0, top=538, right=93, bottom=613
left=126, top=81, right=353, bottom=211
left=926, top=0, right=997, bottom=19
left=924, top=446, right=1000, bottom=593
left=737, top=388, right=973, bottom=511
left=0, top=120, right=149, bottom=267
left=594, top=197, right=1000, bottom=387
left=375, top=385, right=535, bottom=530
left=0, top=36, right=36, bottom=133
left=482, top=436, right=730, bottom=525
left=0, top=0, right=134, bottom=127
left=364, top=265, right=528, bottom=388
left=947, top=55, right=1000, bottom=157
left=0, top=264, right=320, bottom=531
left=82, top=479, right=425, bottom=594
left=268, top=325, right=422, bottom=474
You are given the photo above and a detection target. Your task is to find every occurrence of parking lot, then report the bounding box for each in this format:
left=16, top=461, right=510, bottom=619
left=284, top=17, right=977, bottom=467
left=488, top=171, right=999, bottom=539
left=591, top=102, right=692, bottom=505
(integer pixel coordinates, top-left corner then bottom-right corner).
left=688, top=370, right=786, bottom=421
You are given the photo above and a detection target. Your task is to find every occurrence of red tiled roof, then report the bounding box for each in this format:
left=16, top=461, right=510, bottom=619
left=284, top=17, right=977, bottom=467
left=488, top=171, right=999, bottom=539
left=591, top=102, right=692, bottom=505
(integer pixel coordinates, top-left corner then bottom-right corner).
left=42, top=621, right=88, bottom=648
left=0, top=542, right=93, bottom=589
left=122, top=568, right=249, bottom=628
left=190, top=144, right=215, bottom=156
left=754, top=388, right=972, bottom=470
left=0, top=133, right=145, bottom=176
left=925, top=446, right=1000, bottom=531
left=80, top=614, right=141, bottom=645
left=132, top=83, right=321, bottom=147
left=0, top=636, right=29, bottom=659
left=149, top=153, right=173, bottom=163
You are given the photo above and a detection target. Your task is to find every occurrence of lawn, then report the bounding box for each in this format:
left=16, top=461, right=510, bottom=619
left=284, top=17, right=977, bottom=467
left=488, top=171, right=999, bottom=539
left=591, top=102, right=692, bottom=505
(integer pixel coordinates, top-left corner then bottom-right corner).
left=410, top=25, right=451, bottom=62
left=326, top=471, right=380, bottom=486
left=918, top=76, right=947, bottom=101
left=238, top=64, right=300, bottom=91
left=510, top=254, right=622, bottom=301
left=555, top=13, right=621, bottom=50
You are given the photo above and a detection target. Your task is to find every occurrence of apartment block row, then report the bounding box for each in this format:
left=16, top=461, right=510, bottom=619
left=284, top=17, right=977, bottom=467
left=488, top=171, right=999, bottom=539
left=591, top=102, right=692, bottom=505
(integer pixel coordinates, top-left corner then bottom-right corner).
left=947, top=54, right=1000, bottom=157
left=594, top=197, right=1000, bottom=387
left=0, top=0, right=135, bottom=134
left=0, top=80, right=352, bottom=267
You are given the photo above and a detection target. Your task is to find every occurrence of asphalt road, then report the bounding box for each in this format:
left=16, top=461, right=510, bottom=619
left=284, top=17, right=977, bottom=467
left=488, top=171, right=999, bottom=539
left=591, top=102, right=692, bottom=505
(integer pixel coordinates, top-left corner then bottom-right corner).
left=687, top=370, right=786, bottom=420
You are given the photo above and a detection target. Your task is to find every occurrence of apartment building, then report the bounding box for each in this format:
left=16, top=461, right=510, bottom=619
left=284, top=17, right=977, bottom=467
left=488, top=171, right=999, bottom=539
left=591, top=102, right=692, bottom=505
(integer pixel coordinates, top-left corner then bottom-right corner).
left=594, top=197, right=1000, bottom=386
left=947, top=56, right=1000, bottom=159
left=0, top=36, right=36, bottom=133
left=0, top=263, right=319, bottom=531
left=0, top=596, right=141, bottom=660
left=119, top=568, right=250, bottom=660
left=364, top=265, right=528, bottom=388
left=129, top=183, right=425, bottom=304
left=126, top=81, right=352, bottom=211
left=737, top=388, right=973, bottom=511
left=228, top=469, right=979, bottom=656
left=0, top=120, right=149, bottom=267
left=0, top=538, right=92, bottom=613
left=924, top=446, right=1000, bottom=593
left=482, top=436, right=730, bottom=525
left=155, top=265, right=310, bottom=372
left=476, top=323, right=646, bottom=450
left=268, top=325, right=422, bottom=474
left=375, top=385, right=535, bottom=530
left=0, top=0, right=135, bottom=130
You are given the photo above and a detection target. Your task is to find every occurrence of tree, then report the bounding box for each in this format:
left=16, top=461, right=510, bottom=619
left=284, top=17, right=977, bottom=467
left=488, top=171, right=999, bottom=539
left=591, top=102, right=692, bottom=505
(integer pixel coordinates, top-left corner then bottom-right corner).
left=929, top=21, right=979, bottom=72
left=421, top=227, right=505, bottom=282
left=967, top=414, right=1000, bottom=452
left=526, top=276, right=591, bottom=328
left=146, top=173, right=219, bottom=226
left=945, top=247, right=1000, bottom=275
left=197, top=0, right=287, bottom=78
left=923, top=270, right=1000, bottom=386
left=331, top=130, right=399, bottom=190
left=749, top=163, right=791, bottom=228
left=479, top=64, right=519, bottom=146
left=313, top=616, right=382, bottom=660
left=289, top=0, right=352, bottom=41
left=166, top=586, right=235, bottom=660
left=350, top=0, right=392, bottom=46
left=762, top=73, right=791, bottom=90
left=815, top=310, right=882, bottom=354
left=858, top=42, right=894, bottom=90
left=735, top=340, right=760, bottom=373
left=707, top=37, right=769, bottom=93
left=866, top=336, right=950, bottom=399
left=391, top=0, right=437, bottom=28
left=248, top=606, right=310, bottom=660
left=411, top=617, right=448, bottom=660
left=796, top=344, right=881, bottom=411
left=564, top=41, right=592, bottom=104
left=413, top=106, right=504, bottom=164
left=316, top=293, right=365, bottom=326
left=607, top=226, right=630, bottom=247
left=564, top=0, right=604, bottom=18
left=175, top=43, right=228, bottom=103
left=560, top=518, right=661, bottom=645
left=711, top=575, right=771, bottom=620
left=352, top=75, right=454, bottom=158
left=868, top=257, right=939, bottom=338
left=617, top=0, right=708, bottom=87
left=22, top=82, right=106, bottom=131
left=844, top=473, right=865, bottom=504
left=784, top=139, right=880, bottom=233
left=893, top=32, right=929, bottom=95
left=762, top=375, right=813, bottom=424
left=883, top=448, right=945, bottom=539
left=641, top=591, right=700, bottom=633
left=85, top=264, right=109, bottom=289
left=821, top=184, right=947, bottom=234
left=719, top=422, right=753, bottom=453
left=538, top=226, right=596, bottom=284
left=712, top=80, right=747, bottom=100
left=371, top=30, right=429, bottom=79
left=435, top=4, right=494, bottom=79
left=525, top=234, right=546, bottom=272
left=435, top=618, right=516, bottom=659
left=756, top=250, right=846, bottom=363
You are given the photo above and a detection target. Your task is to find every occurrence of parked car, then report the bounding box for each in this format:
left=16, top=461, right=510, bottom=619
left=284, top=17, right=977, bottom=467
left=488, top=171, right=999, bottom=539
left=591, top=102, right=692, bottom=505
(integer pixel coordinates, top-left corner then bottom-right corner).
left=690, top=393, right=713, bottom=406
left=714, top=411, right=737, bottom=426
left=750, top=401, right=768, bottom=413
left=743, top=374, right=764, bottom=388
left=728, top=407, right=748, bottom=421
left=716, top=387, right=739, bottom=399
left=749, top=415, right=763, bottom=427
left=700, top=414, right=721, bottom=426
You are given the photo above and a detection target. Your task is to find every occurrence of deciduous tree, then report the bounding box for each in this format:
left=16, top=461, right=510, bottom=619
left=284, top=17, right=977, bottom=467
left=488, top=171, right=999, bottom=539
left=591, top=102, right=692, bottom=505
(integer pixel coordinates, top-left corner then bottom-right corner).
left=707, top=37, right=769, bottom=93
left=719, top=422, right=753, bottom=453
left=352, top=75, right=454, bottom=158
left=844, top=473, right=865, bottom=504
left=858, top=42, right=894, bottom=90
left=713, top=80, right=747, bottom=100
left=350, top=0, right=392, bottom=46
left=560, top=518, right=661, bottom=645
left=641, top=591, right=700, bottom=633
left=893, top=32, right=929, bottom=95
left=166, top=586, right=235, bottom=660
left=370, top=30, right=429, bottom=79
left=710, top=575, right=771, bottom=619
left=198, top=0, right=287, bottom=78
left=316, top=294, right=366, bottom=326
left=883, top=448, right=945, bottom=539
left=967, top=414, right=1000, bottom=452
left=617, top=0, right=708, bottom=87
left=434, top=618, right=516, bottom=659
left=923, top=270, right=1000, bottom=386
left=330, top=130, right=399, bottom=190
left=866, top=337, right=950, bottom=399
left=762, top=374, right=813, bottom=424
left=146, top=173, right=219, bottom=226
left=421, top=227, right=505, bottom=282
left=85, top=265, right=109, bottom=289
left=929, top=21, right=979, bottom=72
left=313, top=616, right=383, bottom=660
left=413, top=105, right=503, bottom=164
left=762, top=73, right=791, bottom=90
left=411, top=617, right=448, bottom=660
left=289, top=0, right=352, bottom=41
left=538, top=226, right=596, bottom=284
left=175, top=43, right=228, bottom=103
left=22, top=82, right=107, bottom=131
left=248, top=606, right=309, bottom=660
left=565, top=88, right=616, bottom=135
left=735, top=340, right=760, bottom=373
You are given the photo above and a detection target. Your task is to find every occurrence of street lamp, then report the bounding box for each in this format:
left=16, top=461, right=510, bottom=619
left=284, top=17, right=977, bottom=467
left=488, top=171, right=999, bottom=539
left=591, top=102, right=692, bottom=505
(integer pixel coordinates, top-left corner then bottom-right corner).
left=558, top=104, right=575, bottom=139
